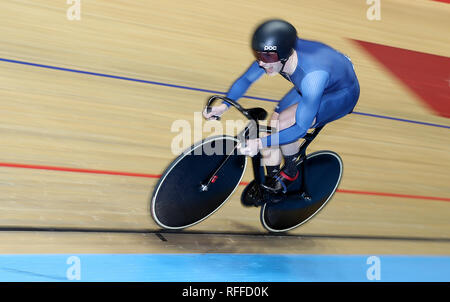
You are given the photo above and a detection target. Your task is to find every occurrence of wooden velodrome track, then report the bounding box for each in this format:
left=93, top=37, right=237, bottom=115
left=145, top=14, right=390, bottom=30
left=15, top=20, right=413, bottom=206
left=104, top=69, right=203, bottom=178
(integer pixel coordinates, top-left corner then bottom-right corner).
left=0, top=0, right=449, bottom=255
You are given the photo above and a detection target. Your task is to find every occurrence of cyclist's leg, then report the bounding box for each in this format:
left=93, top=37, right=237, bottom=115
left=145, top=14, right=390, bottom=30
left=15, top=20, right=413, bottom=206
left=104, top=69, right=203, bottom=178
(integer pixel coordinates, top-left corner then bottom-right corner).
left=261, top=103, right=304, bottom=192
left=277, top=102, right=317, bottom=179
left=260, top=87, right=300, bottom=177
left=313, top=81, right=360, bottom=128
left=261, top=89, right=314, bottom=192
left=260, top=112, right=282, bottom=177
left=263, top=82, right=360, bottom=193
left=273, top=87, right=318, bottom=167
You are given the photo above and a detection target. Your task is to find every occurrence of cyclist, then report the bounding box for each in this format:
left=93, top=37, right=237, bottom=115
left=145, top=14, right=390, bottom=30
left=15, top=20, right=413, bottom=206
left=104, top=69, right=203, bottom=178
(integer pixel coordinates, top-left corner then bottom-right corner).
left=203, top=19, right=360, bottom=194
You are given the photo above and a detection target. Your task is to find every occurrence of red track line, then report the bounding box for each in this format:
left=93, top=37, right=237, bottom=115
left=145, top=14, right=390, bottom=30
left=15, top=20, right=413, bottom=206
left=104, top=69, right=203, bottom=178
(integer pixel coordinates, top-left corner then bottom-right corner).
left=1, top=162, right=449, bottom=202
left=0, top=162, right=162, bottom=179
left=337, top=189, right=450, bottom=202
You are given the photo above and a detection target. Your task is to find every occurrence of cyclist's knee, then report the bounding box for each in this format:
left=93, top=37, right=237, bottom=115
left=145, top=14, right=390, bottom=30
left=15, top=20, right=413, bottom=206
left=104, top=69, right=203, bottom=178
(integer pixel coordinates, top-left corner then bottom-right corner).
left=260, top=111, right=280, bottom=139
left=278, top=104, right=297, bottom=130
left=269, top=111, right=279, bottom=126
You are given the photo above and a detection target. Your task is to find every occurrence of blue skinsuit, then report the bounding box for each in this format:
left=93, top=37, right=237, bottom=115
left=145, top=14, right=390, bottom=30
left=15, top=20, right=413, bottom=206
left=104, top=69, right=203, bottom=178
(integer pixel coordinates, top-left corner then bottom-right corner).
left=224, top=38, right=360, bottom=148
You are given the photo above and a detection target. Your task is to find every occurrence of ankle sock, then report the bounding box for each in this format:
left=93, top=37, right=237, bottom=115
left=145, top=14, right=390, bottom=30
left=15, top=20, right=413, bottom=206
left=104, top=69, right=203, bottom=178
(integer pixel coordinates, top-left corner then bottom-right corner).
left=265, top=165, right=280, bottom=178
left=282, top=151, right=301, bottom=178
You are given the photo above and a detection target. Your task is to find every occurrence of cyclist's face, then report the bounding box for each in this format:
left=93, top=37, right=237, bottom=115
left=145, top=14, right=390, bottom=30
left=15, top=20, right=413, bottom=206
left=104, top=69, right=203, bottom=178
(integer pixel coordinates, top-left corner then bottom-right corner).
left=258, top=60, right=283, bottom=76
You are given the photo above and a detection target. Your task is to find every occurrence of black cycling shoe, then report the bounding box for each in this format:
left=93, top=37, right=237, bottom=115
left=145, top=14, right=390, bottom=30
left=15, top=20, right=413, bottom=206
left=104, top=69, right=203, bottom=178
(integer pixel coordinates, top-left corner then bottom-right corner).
left=242, top=180, right=289, bottom=207
left=261, top=169, right=299, bottom=194
left=241, top=181, right=265, bottom=207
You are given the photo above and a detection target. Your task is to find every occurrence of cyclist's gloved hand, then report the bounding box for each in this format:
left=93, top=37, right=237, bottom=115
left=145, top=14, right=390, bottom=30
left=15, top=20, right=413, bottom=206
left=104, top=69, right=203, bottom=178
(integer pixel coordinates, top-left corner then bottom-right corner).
left=237, top=138, right=262, bottom=157
left=203, top=103, right=229, bottom=120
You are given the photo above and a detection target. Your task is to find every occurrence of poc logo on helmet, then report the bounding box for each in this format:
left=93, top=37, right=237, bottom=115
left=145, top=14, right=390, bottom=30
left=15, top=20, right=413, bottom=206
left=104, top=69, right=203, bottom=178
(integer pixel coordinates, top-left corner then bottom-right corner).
left=264, top=45, right=277, bottom=51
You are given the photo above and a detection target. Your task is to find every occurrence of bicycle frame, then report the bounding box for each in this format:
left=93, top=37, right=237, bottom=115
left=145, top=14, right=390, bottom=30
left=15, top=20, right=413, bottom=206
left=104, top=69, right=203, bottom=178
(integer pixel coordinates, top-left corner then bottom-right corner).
left=202, top=95, right=322, bottom=200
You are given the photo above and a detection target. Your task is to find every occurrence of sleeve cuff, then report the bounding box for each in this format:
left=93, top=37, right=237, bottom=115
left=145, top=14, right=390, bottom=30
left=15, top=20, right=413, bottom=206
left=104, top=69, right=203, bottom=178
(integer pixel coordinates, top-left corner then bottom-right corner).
left=260, top=135, right=271, bottom=148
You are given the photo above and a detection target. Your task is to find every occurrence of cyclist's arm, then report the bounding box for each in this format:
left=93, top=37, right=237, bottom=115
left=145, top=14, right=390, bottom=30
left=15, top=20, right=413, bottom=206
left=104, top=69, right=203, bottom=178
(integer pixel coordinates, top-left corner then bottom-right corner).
left=223, top=61, right=265, bottom=107
left=260, top=70, right=329, bottom=147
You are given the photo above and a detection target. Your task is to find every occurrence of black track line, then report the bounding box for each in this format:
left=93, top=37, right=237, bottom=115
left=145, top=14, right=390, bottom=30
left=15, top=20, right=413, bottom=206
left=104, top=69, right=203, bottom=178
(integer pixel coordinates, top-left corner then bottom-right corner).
left=0, top=226, right=449, bottom=243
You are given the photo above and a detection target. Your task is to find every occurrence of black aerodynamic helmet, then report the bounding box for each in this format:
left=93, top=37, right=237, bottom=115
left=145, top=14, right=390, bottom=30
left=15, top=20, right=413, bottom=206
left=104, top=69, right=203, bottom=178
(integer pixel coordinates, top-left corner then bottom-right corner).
left=251, top=19, right=297, bottom=63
